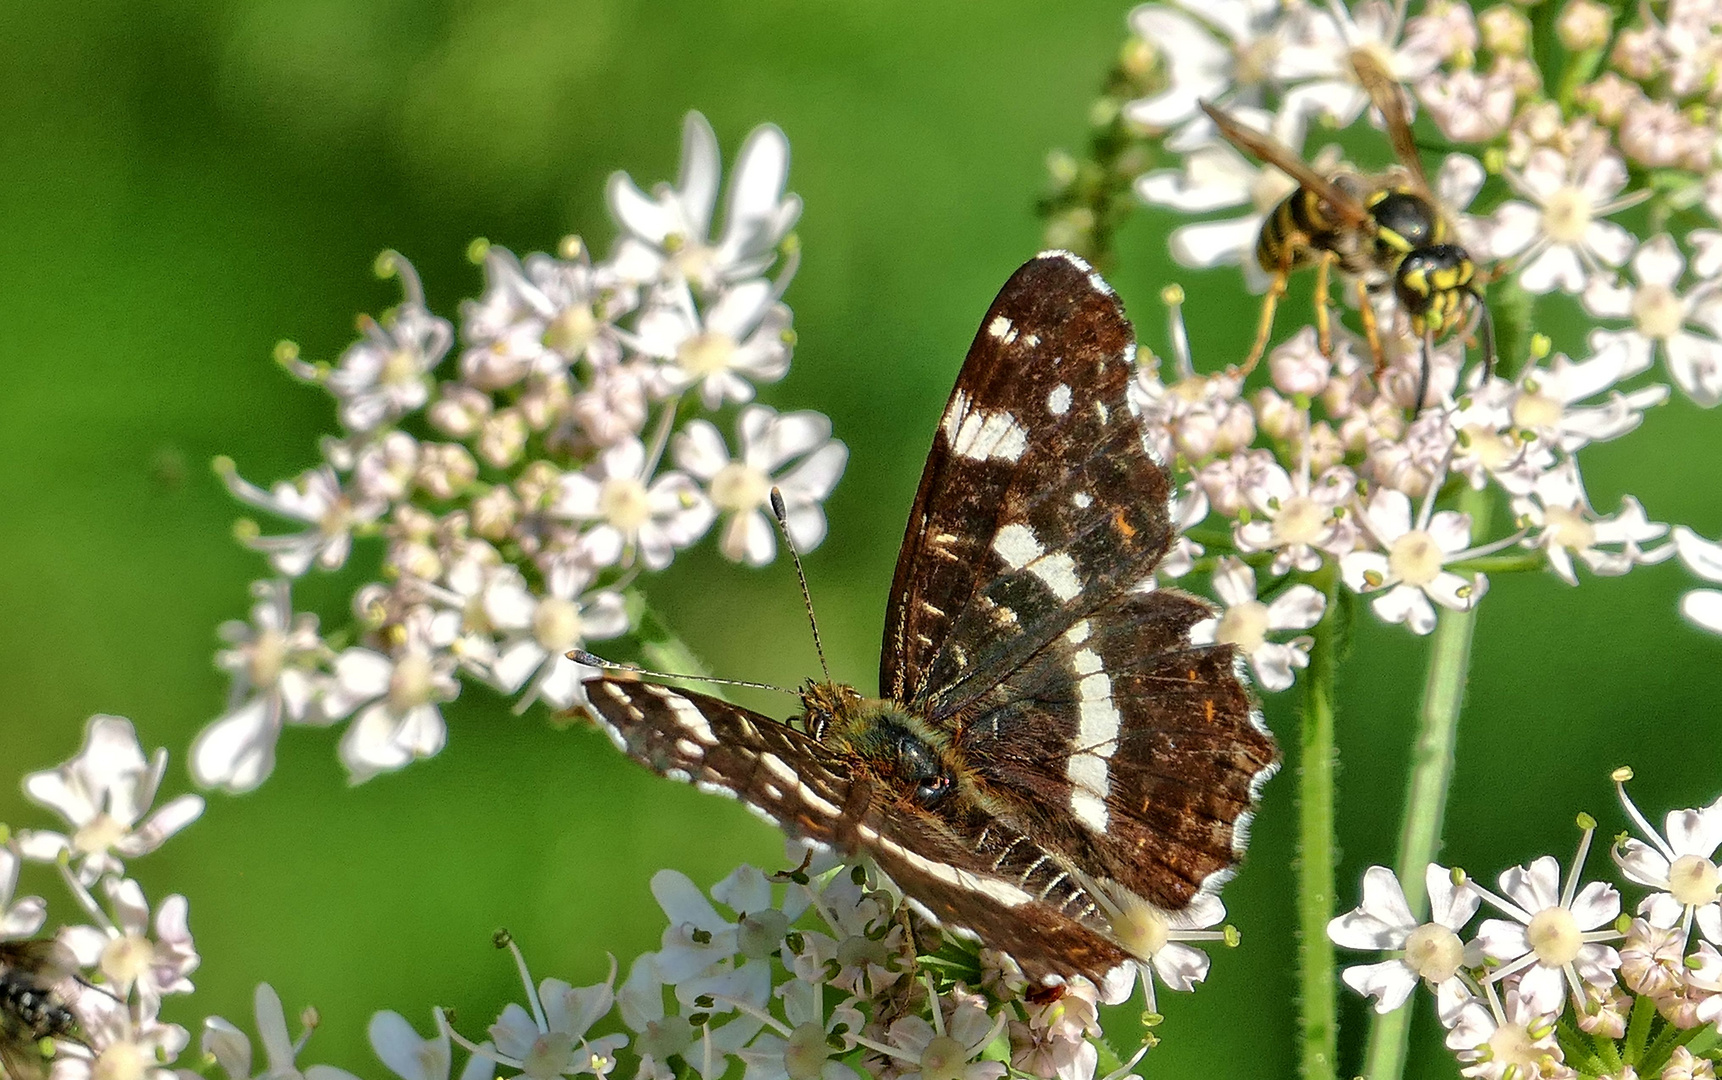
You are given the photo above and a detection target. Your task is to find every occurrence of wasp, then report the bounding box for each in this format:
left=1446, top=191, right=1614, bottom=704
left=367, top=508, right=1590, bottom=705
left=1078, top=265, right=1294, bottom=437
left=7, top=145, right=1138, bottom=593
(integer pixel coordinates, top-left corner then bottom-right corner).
left=0, top=939, right=86, bottom=1080
left=1200, top=53, right=1495, bottom=409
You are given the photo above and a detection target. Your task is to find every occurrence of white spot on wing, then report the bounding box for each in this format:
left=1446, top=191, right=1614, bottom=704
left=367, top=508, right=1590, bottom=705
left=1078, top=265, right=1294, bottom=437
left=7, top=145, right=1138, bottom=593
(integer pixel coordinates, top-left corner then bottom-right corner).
left=1067, top=665, right=1120, bottom=835
left=760, top=752, right=843, bottom=818
left=674, top=738, right=704, bottom=757
left=952, top=409, right=1028, bottom=462
left=994, top=526, right=1083, bottom=601
left=1070, top=788, right=1109, bottom=833
left=940, top=390, right=971, bottom=446
left=873, top=833, right=1033, bottom=909
left=1029, top=552, right=1083, bottom=601
left=992, top=523, right=1043, bottom=569
left=1064, top=619, right=1091, bottom=645
left=1048, top=384, right=1072, bottom=415
left=1072, top=491, right=1092, bottom=509
left=645, top=685, right=718, bottom=746
left=988, top=315, right=1013, bottom=339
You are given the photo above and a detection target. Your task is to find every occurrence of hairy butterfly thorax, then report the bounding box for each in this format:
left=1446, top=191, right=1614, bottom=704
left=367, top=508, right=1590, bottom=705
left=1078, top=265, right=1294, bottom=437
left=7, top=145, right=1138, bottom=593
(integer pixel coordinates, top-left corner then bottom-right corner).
left=582, top=250, right=1279, bottom=993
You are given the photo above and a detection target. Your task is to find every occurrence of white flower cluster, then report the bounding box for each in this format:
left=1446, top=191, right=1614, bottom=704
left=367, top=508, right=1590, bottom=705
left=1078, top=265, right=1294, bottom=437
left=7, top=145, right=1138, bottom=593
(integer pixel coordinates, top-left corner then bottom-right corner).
left=359, top=843, right=1236, bottom=1080
left=1329, top=769, right=1722, bottom=1080
left=1038, top=0, right=1722, bottom=678
left=0, top=717, right=221, bottom=1080
left=194, top=112, right=847, bottom=790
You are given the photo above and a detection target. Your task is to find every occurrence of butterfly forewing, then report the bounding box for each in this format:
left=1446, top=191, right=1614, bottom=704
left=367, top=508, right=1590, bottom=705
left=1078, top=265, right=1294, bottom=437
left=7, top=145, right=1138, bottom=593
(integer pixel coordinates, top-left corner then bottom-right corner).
left=883, top=253, right=1172, bottom=715
left=585, top=679, right=861, bottom=844
left=583, top=251, right=1279, bottom=992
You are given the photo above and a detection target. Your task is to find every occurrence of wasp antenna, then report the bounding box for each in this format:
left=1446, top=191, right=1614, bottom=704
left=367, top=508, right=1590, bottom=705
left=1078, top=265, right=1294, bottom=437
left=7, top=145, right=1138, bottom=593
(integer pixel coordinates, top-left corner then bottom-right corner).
left=1414, top=330, right=1435, bottom=416
left=769, top=487, right=835, bottom=688
left=571, top=650, right=795, bottom=696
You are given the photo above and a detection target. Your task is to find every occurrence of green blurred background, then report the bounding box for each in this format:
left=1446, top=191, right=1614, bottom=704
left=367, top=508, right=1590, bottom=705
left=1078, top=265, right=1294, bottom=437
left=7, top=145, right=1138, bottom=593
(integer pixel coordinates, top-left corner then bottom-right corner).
left=1, top=1, right=1718, bottom=1077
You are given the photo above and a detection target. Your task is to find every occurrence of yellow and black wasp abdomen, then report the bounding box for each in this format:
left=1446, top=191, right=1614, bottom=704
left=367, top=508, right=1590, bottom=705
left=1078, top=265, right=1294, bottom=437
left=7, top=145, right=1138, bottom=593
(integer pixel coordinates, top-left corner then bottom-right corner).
left=1255, top=188, right=1351, bottom=274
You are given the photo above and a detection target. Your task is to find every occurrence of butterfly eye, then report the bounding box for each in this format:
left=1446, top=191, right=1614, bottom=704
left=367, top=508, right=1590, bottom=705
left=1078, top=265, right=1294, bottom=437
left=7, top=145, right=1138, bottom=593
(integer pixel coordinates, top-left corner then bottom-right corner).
left=914, top=772, right=953, bottom=807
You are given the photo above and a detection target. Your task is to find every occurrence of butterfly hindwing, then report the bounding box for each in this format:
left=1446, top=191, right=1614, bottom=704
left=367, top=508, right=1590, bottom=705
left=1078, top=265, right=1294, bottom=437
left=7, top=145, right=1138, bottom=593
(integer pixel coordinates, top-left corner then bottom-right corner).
left=959, top=588, right=1277, bottom=910
left=881, top=253, right=1173, bottom=718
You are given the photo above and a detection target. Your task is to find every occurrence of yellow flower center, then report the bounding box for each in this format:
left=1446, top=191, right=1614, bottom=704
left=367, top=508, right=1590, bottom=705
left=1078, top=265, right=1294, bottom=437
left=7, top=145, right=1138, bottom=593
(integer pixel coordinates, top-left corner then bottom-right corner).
left=598, top=476, right=652, bottom=532
left=93, top=1040, right=147, bottom=1080
left=1486, top=1022, right=1541, bottom=1075
left=1233, top=36, right=1279, bottom=87
left=101, top=932, right=157, bottom=985
left=532, top=597, right=585, bottom=653
left=388, top=652, right=436, bottom=713
left=1216, top=600, right=1271, bottom=653
left=1526, top=906, right=1583, bottom=966
left=1403, top=923, right=1465, bottom=982
left=1632, top=285, right=1685, bottom=341
left=1388, top=531, right=1445, bottom=587
left=1461, top=424, right=1515, bottom=470
left=710, top=462, right=771, bottom=513
left=545, top=305, right=597, bottom=357
left=783, top=1022, right=832, bottom=1080
left=523, top=1031, right=574, bottom=1080
left=381, top=347, right=419, bottom=387
left=1542, top=505, right=1596, bottom=552
left=918, top=1035, right=971, bottom=1080
left=1112, top=895, right=1171, bottom=961
left=1668, top=854, right=1721, bottom=907
left=1272, top=495, right=1326, bottom=545
left=319, top=497, right=355, bottom=539
left=1512, top=390, right=1564, bottom=430
left=1541, top=186, right=1595, bottom=244
left=678, top=330, right=740, bottom=378
left=73, top=814, right=128, bottom=856
left=248, top=626, right=288, bottom=688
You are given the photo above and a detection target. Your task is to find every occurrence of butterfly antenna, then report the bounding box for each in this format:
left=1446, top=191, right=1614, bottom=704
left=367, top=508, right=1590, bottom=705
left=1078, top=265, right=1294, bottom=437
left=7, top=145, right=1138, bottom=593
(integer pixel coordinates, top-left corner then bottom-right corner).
left=769, top=487, right=835, bottom=688
left=570, top=650, right=795, bottom=697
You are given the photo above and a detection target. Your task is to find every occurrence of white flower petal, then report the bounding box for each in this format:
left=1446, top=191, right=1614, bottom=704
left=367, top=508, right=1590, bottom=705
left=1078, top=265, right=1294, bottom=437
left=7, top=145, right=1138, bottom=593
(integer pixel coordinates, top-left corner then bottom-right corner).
left=1264, top=584, right=1326, bottom=630
left=1341, top=960, right=1419, bottom=1013
left=1684, top=589, right=1722, bottom=633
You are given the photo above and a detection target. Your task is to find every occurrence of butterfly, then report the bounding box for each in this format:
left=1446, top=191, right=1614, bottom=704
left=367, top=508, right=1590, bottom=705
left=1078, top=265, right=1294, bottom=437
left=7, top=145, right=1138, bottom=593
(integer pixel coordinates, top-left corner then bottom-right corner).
left=582, top=251, right=1278, bottom=993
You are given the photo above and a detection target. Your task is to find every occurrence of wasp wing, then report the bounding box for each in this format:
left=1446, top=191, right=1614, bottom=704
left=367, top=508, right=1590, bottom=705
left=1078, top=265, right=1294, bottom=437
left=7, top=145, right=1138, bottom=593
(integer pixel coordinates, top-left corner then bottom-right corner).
left=1351, top=52, right=1433, bottom=199
left=1198, top=101, right=1373, bottom=229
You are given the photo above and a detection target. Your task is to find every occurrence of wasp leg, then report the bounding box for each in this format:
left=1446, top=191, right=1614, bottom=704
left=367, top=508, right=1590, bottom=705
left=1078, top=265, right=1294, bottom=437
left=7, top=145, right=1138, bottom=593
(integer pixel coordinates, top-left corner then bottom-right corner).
left=1242, top=269, right=1290, bottom=375
left=1357, top=278, right=1387, bottom=380
left=1313, top=252, right=1336, bottom=358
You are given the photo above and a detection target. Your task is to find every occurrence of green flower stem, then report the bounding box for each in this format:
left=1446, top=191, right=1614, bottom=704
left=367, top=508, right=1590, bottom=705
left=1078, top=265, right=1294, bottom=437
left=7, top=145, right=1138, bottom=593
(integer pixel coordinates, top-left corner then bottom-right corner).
left=1362, top=484, right=1493, bottom=1080
left=1299, top=561, right=1345, bottom=1080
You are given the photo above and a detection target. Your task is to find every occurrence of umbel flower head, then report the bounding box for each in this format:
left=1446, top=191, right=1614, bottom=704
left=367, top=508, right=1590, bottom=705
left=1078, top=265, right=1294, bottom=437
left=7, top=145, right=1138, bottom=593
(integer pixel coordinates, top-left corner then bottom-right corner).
left=193, top=112, right=846, bottom=790
left=1330, top=771, right=1722, bottom=1078
left=1025, top=0, right=1722, bottom=669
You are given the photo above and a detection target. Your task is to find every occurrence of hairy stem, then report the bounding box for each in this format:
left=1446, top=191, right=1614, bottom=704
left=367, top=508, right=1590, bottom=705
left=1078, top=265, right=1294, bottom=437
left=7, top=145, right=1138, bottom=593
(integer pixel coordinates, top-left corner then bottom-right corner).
left=1299, top=562, right=1345, bottom=1080
left=1362, top=484, right=1492, bottom=1080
